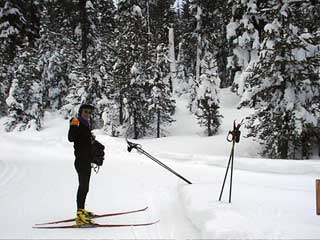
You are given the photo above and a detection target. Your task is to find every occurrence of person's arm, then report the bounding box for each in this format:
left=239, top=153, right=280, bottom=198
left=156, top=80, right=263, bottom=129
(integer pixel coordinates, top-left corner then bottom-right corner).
left=68, top=118, right=80, bottom=142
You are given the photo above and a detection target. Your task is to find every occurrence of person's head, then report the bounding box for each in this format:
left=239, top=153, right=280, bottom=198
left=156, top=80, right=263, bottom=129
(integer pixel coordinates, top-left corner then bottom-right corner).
left=78, top=104, right=94, bottom=121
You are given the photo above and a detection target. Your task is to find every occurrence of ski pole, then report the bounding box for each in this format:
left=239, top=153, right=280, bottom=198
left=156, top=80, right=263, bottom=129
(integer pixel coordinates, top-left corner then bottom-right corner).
left=127, top=139, right=192, bottom=184
left=219, top=120, right=243, bottom=203
left=229, top=142, right=235, bottom=203
left=218, top=141, right=235, bottom=202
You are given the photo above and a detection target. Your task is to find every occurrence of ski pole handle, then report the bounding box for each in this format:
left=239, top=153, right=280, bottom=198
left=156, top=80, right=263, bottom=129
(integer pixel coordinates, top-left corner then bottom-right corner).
left=126, top=139, right=141, bottom=152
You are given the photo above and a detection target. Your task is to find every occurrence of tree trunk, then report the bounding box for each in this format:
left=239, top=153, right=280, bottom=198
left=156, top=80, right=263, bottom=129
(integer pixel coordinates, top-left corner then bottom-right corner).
left=168, top=27, right=176, bottom=92
left=195, top=5, right=202, bottom=84
left=79, top=0, right=88, bottom=67
left=207, top=114, right=212, bottom=136
left=157, top=108, right=160, bottom=138
left=119, top=94, right=123, bottom=125
left=218, top=24, right=231, bottom=88
left=279, top=138, right=288, bottom=159
left=280, top=113, right=289, bottom=159
left=134, top=110, right=138, bottom=139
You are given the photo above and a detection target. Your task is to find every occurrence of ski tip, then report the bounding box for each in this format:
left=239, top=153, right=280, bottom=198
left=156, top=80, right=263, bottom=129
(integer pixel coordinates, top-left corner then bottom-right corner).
left=34, top=222, right=52, bottom=226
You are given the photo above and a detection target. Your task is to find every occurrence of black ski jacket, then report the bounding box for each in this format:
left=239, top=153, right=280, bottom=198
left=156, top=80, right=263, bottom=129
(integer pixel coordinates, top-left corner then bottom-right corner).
left=68, top=117, right=93, bottom=169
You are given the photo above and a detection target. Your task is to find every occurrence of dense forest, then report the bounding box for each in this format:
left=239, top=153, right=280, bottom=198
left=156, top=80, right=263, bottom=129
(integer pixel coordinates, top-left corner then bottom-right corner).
left=0, top=0, right=319, bottom=159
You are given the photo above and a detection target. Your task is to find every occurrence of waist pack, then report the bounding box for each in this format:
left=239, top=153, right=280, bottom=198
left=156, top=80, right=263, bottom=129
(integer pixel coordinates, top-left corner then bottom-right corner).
left=91, top=140, right=105, bottom=172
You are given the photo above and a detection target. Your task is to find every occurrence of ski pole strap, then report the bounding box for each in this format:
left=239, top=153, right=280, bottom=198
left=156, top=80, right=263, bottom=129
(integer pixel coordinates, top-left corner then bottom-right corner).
left=227, top=120, right=244, bottom=143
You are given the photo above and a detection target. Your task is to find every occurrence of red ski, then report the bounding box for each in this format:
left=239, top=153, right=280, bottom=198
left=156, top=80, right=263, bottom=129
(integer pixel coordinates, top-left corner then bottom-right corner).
left=33, top=220, right=159, bottom=229
left=35, top=206, right=148, bottom=226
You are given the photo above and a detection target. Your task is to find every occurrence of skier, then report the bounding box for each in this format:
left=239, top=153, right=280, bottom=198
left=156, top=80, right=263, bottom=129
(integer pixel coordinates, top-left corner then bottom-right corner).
left=68, top=103, right=96, bottom=226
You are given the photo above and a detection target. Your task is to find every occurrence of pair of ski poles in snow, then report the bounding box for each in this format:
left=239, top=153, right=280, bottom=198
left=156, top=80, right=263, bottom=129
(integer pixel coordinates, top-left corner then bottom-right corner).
left=219, top=120, right=244, bottom=203
left=126, top=119, right=244, bottom=203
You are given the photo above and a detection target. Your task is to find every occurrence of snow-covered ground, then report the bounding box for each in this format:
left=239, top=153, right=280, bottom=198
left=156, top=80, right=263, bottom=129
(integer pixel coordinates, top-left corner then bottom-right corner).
left=1, top=89, right=320, bottom=239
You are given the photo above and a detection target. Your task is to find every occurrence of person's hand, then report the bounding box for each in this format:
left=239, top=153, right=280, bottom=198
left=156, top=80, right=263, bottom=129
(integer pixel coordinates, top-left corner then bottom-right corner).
left=91, top=132, right=96, bottom=143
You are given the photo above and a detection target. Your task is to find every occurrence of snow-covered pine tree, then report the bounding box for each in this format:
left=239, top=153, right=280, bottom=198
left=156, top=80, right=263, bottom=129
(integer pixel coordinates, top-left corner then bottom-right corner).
left=123, top=0, right=176, bottom=138
left=196, top=0, right=232, bottom=88
left=195, top=73, right=221, bottom=136
left=6, top=43, right=43, bottom=131
left=288, top=0, right=320, bottom=157
left=107, top=2, right=132, bottom=135
left=60, top=0, right=101, bottom=117
left=0, top=50, right=12, bottom=116
left=86, top=0, right=116, bottom=129
left=2, top=1, right=43, bottom=131
left=195, top=36, right=222, bottom=136
left=0, top=0, right=40, bottom=117
left=126, top=62, right=151, bottom=139
left=37, top=6, right=68, bottom=111
left=227, top=0, right=260, bottom=95
left=185, top=0, right=223, bottom=130
left=101, top=96, right=121, bottom=136
left=0, top=0, right=31, bottom=59
left=149, top=43, right=175, bottom=138
left=240, top=1, right=320, bottom=159
left=5, top=0, right=40, bottom=53
left=53, top=0, right=84, bottom=117
left=175, top=0, right=197, bottom=98
left=113, top=1, right=152, bottom=139
left=148, top=0, right=176, bottom=46
left=5, top=78, right=22, bottom=131
left=184, top=1, right=202, bottom=113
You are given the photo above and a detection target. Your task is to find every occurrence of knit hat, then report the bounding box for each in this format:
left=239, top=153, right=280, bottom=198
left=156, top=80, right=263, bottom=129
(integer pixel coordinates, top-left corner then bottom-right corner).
left=78, top=104, right=95, bottom=115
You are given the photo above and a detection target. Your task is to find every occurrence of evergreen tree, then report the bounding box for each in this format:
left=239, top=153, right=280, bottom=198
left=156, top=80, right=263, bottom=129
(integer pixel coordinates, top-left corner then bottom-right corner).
left=195, top=37, right=222, bottom=136
left=227, top=0, right=260, bottom=95
left=149, top=43, right=175, bottom=138
left=37, top=6, right=68, bottom=111
left=177, top=0, right=197, bottom=90
left=1, top=1, right=43, bottom=131
left=6, top=43, right=43, bottom=131
left=240, top=1, right=320, bottom=159
left=113, top=1, right=151, bottom=138
left=125, top=62, right=151, bottom=139
left=148, top=0, right=176, bottom=45
left=60, top=0, right=115, bottom=118
left=55, top=0, right=87, bottom=117
left=5, top=78, right=23, bottom=131
left=87, top=0, right=116, bottom=128
left=195, top=73, right=221, bottom=136
left=197, top=0, right=232, bottom=88
left=0, top=0, right=41, bottom=117
left=0, top=53, right=12, bottom=116
left=0, top=0, right=39, bottom=60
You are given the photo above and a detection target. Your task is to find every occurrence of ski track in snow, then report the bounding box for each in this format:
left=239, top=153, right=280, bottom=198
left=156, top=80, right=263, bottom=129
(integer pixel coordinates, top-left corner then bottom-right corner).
left=0, top=152, right=26, bottom=201
left=0, top=160, right=19, bottom=198
left=0, top=137, right=200, bottom=239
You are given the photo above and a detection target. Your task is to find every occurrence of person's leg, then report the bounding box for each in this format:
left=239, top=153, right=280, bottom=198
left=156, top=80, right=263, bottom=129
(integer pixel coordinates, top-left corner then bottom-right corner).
left=75, top=166, right=91, bottom=210
left=74, top=163, right=94, bottom=225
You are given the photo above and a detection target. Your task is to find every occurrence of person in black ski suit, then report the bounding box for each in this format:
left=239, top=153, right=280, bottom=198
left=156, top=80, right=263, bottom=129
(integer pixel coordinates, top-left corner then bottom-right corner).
left=68, top=104, right=96, bottom=226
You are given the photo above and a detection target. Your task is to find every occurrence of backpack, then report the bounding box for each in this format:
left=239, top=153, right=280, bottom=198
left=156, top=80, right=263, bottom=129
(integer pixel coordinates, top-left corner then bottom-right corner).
left=91, top=140, right=105, bottom=173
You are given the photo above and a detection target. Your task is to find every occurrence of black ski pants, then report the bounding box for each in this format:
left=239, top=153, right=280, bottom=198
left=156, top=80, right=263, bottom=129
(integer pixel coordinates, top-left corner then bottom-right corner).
left=75, top=162, right=91, bottom=210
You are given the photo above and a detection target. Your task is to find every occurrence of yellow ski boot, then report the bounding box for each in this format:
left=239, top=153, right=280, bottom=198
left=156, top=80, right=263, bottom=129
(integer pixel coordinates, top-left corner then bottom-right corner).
left=75, top=209, right=96, bottom=227
left=83, top=209, right=95, bottom=218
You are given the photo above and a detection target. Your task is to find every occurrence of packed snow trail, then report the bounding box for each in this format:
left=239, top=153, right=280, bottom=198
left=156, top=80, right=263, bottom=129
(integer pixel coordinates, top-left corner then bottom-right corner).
left=0, top=133, right=199, bottom=239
